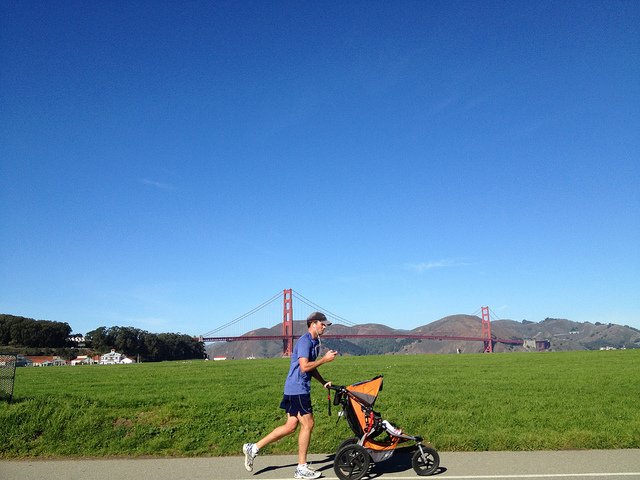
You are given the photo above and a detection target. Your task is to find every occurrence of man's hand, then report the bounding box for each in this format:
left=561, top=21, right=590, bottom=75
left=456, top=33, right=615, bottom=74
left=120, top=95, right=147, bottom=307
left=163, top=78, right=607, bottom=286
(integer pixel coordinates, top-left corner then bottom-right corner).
left=323, top=349, right=338, bottom=363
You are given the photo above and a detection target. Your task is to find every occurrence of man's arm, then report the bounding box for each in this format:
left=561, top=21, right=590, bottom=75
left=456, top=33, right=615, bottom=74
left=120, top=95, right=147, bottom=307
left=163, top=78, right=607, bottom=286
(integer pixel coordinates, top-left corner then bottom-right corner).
left=298, top=349, right=337, bottom=373
left=310, top=368, right=327, bottom=385
left=301, top=352, right=336, bottom=387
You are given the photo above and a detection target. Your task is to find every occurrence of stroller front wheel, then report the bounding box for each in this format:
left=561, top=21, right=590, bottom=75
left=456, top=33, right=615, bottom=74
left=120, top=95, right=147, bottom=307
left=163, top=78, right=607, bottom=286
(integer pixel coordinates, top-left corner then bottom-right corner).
left=412, top=445, right=440, bottom=476
left=334, top=444, right=370, bottom=480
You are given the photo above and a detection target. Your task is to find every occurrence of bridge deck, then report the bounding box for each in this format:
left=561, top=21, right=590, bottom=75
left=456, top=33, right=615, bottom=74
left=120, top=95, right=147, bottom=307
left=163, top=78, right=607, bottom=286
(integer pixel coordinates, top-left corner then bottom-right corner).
left=201, top=334, right=524, bottom=345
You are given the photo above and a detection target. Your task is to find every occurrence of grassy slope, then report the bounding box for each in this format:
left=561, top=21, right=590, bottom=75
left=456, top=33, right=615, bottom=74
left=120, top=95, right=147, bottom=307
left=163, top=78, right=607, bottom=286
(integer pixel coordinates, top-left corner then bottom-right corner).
left=1, top=350, right=639, bottom=458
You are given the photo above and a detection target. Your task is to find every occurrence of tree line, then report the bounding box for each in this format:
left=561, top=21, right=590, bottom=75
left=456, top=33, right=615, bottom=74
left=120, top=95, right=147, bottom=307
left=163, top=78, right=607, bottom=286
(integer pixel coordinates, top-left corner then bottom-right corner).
left=1, top=314, right=205, bottom=361
left=86, top=326, right=204, bottom=361
left=0, top=314, right=71, bottom=348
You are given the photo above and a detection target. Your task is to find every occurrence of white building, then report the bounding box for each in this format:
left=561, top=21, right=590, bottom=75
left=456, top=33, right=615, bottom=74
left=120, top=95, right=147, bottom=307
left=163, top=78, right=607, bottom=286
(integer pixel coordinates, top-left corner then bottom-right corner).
left=71, top=355, right=98, bottom=366
left=99, top=349, right=134, bottom=365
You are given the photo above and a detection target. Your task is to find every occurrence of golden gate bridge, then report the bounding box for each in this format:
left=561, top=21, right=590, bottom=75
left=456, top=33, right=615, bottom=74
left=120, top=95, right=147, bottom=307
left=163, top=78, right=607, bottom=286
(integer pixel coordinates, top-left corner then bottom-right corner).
left=200, top=289, right=524, bottom=355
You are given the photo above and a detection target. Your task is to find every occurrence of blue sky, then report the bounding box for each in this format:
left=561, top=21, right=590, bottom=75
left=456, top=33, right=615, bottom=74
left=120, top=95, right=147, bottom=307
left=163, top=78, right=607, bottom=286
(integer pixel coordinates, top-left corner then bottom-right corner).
left=2, top=1, right=639, bottom=336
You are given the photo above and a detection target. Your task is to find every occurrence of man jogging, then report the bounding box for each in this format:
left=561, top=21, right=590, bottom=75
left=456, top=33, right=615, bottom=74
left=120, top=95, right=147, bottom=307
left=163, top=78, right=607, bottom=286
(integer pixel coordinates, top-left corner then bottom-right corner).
left=243, top=311, right=338, bottom=479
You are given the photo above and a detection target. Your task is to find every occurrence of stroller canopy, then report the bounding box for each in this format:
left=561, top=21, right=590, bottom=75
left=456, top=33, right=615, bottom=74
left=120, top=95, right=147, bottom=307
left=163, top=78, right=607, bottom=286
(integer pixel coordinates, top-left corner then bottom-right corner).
left=346, top=375, right=383, bottom=408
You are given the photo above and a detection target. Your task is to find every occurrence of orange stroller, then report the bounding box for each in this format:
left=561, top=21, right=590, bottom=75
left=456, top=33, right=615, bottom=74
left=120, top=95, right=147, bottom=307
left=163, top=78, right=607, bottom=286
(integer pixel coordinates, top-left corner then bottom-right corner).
left=328, top=376, right=439, bottom=480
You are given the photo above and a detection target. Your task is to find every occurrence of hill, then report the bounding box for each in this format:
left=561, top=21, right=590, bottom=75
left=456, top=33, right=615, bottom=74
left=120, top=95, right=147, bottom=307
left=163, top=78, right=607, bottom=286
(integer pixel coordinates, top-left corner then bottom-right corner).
left=206, top=315, right=640, bottom=358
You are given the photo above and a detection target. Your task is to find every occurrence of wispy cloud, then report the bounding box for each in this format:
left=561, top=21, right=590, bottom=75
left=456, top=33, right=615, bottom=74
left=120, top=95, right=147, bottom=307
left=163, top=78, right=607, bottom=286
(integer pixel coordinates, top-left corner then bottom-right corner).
left=405, top=258, right=472, bottom=273
left=140, top=178, right=175, bottom=190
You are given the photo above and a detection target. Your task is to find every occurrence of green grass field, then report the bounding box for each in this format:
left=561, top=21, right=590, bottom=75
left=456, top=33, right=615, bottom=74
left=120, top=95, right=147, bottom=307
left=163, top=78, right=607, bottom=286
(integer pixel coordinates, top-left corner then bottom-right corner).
left=1, top=350, right=639, bottom=458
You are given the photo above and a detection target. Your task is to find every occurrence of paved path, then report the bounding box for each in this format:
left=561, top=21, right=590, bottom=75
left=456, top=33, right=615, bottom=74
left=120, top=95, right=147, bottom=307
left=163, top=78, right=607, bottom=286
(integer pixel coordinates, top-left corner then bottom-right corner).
left=2, top=449, right=639, bottom=480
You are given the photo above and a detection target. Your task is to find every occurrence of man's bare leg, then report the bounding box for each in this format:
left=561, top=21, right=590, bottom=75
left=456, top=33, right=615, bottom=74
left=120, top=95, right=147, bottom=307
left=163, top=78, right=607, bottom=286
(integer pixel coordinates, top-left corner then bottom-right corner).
left=296, top=413, right=315, bottom=465
left=256, top=414, right=299, bottom=450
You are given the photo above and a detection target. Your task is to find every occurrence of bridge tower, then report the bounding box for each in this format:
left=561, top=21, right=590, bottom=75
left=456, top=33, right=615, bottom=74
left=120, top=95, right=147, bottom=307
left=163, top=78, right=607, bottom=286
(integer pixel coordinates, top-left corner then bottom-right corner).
left=282, top=289, right=294, bottom=356
left=481, top=306, right=493, bottom=353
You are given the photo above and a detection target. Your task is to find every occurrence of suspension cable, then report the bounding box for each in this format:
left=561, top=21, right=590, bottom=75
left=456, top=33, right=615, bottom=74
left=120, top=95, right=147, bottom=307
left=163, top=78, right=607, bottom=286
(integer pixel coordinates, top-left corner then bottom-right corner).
left=202, top=290, right=282, bottom=336
left=292, top=290, right=357, bottom=326
left=488, top=307, right=502, bottom=321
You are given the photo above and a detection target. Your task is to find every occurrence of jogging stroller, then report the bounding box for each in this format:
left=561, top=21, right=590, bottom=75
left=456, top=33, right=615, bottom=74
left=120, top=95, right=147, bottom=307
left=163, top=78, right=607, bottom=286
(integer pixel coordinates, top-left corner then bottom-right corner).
left=328, top=376, right=439, bottom=480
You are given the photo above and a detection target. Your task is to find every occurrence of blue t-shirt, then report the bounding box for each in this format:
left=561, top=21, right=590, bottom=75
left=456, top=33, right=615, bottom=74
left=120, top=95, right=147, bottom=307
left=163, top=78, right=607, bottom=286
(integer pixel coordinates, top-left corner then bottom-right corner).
left=283, top=332, right=319, bottom=395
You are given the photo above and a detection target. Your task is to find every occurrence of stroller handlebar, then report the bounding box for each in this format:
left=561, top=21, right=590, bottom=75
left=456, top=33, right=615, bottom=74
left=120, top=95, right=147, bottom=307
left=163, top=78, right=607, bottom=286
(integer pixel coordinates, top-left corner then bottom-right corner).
left=326, top=385, right=348, bottom=412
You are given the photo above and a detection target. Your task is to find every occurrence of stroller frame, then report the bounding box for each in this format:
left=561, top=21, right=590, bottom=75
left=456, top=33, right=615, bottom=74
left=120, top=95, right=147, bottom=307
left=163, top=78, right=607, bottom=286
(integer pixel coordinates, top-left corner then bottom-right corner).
left=328, top=375, right=439, bottom=479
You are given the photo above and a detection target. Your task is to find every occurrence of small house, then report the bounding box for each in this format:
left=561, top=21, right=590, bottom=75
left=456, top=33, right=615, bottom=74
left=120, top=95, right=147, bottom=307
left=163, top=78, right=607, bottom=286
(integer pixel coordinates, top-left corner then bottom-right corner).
left=99, top=350, right=134, bottom=365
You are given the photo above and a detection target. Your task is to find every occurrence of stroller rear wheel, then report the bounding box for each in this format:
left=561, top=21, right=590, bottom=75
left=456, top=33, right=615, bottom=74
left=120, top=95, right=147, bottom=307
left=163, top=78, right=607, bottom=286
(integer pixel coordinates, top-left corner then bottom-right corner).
left=334, top=444, right=370, bottom=480
left=412, top=445, right=440, bottom=476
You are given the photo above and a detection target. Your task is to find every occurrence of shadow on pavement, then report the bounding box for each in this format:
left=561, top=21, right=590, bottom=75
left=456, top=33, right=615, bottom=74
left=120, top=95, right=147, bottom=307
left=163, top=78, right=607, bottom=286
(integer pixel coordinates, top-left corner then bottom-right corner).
left=254, top=447, right=448, bottom=477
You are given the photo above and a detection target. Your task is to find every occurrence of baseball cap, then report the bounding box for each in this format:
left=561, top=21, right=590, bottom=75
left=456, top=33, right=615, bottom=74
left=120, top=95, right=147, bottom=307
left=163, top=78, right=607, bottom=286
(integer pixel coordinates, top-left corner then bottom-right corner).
left=306, top=311, right=332, bottom=327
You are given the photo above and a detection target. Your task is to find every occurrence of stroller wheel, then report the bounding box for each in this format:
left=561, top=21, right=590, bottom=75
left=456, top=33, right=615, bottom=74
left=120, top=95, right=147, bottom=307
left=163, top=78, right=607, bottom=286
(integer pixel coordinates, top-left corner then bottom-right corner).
left=336, top=437, right=358, bottom=454
left=412, top=445, right=440, bottom=476
left=334, top=444, right=370, bottom=480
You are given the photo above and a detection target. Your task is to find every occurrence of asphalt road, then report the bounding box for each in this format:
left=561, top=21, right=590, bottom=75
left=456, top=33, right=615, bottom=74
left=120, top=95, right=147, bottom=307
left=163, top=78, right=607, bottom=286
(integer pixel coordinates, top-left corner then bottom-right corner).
left=2, top=449, right=640, bottom=480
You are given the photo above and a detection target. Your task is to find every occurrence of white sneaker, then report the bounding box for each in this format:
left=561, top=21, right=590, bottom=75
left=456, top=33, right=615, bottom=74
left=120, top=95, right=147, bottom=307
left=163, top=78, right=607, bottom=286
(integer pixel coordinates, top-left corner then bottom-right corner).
left=242, top=443, right=258, bottom=472
left=294, top=463, right=321, bottom=479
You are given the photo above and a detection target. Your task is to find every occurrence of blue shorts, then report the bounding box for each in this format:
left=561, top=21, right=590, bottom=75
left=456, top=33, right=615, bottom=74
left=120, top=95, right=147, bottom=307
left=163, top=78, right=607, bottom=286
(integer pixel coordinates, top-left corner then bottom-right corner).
left=280, top=394, right=313, bottom=416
